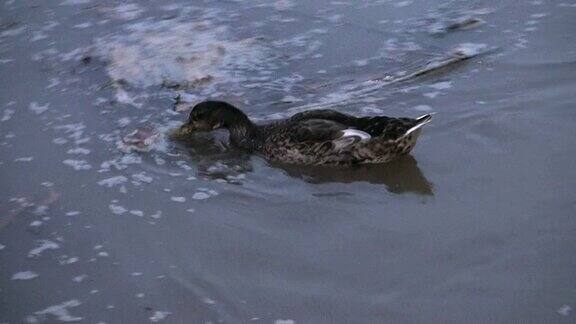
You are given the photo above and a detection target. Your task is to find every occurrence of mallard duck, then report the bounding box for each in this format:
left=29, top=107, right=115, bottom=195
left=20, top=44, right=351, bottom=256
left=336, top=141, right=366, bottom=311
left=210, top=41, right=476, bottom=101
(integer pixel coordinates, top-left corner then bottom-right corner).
left=176, top=100, right=432, bottom=165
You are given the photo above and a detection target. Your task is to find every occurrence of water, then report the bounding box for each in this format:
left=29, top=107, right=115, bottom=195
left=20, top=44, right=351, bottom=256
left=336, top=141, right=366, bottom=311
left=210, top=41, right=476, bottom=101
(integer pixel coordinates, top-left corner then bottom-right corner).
left=1, top=0, right=575, bottom=322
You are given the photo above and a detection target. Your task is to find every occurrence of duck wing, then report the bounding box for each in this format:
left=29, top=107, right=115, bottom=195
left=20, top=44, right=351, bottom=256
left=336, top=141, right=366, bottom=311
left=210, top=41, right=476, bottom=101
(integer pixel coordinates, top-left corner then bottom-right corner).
left=289, top=119, right=371, bottom=150
left=289, top=109, right=357, bottom=125
left=356, top=114, right=432, bottom=140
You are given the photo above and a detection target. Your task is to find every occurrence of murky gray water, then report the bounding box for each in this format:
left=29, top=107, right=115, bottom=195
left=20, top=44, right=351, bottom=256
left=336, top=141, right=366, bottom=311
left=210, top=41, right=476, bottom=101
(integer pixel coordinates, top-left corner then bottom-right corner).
left=1, top=0, right=576, bottom=323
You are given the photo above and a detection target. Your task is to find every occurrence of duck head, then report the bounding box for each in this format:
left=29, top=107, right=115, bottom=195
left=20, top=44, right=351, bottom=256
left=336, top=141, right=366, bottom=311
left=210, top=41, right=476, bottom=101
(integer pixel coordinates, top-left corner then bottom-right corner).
left=177, top=100, right=252, bottom=136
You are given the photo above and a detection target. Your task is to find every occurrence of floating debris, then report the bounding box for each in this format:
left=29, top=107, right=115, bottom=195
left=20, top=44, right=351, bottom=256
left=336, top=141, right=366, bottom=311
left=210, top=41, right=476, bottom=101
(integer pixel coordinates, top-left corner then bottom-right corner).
left=119, top=126, right=161, bottom=152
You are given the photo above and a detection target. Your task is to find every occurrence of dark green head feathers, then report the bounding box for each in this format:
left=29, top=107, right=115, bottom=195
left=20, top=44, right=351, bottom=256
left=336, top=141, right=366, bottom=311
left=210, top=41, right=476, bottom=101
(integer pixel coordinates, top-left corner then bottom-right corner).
left=178, top=100, right=432, bottom=165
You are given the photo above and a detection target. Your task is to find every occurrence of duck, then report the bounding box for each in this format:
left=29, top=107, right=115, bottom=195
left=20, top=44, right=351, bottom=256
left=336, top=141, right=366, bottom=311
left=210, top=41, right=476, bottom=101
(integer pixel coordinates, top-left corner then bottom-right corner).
left=176, top=100, right=432, bottom=165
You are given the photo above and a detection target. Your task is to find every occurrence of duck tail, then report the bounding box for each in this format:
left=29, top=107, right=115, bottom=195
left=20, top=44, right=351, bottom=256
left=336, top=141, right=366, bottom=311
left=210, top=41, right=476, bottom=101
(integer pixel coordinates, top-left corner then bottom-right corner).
left=403, top=113, right=433, bottom=137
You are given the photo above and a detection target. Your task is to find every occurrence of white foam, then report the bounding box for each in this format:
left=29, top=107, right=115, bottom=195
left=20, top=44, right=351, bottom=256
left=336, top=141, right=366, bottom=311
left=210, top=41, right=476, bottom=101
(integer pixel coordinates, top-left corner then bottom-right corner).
left=67, top=147, right=91, bottom=155
left=192, top=192, right=211, bottom=200
left=28, top=240, right=60, bottom=258
left=33, top=299, right=82, bottom=322
left=149, top=311, right=172, bottom=322
left=63, top=159, right=92, bottom=170
left=95, top=18, right=275, bottom=90
left=109, top=204, right=127, bottom=215
left=1, top=108, right=14, bottom=121
left=558, top=305, right=572, bottom=316
left=274, top=320, right=295, bottom=324
left=29, top=102, right=50, bottom=115
left=29, top=220, right=43, bottom=227
left=15, top=157, right=34, bottom=162
left=12, top=271, right=39, bottom=280
left=72, top=274, right=88, bottom=283
left=132, top=172, right=153, bottom=184
left=428, top=81, right=452, bottom=90
left=59, top=256, right=79, bottom=265
left=98, top=176, right=128, bottom=187
left=171, top=196, right=186, bottom=202
left=130, top=210, right=144, bottom=217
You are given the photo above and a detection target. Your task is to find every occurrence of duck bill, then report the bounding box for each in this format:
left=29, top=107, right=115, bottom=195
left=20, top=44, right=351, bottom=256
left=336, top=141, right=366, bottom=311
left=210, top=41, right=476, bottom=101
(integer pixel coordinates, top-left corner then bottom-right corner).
left=171, top=124, right=196, bottom=138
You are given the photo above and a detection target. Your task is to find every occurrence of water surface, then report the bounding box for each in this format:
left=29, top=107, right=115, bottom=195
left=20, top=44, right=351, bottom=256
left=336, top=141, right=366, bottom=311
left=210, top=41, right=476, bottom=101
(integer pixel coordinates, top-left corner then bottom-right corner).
left=1, top=0, right=575, bottom=322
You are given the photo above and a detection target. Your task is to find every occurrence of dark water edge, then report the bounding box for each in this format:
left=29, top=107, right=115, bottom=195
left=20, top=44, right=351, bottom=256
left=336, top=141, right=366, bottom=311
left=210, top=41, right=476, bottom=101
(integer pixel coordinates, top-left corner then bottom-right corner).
left=1, top=0, right=576, bottom=323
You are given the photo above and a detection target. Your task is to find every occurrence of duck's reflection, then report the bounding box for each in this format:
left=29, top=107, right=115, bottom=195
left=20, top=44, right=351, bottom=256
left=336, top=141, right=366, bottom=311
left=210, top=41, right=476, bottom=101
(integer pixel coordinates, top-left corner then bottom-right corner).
left=175, top=133, right=433, bottom=195
left=272, top=155, right=434, bottom=195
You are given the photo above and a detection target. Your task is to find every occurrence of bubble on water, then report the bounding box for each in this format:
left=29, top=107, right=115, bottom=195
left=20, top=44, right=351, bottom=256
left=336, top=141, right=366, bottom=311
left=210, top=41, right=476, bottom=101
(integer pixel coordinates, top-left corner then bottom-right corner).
left=1, top=108, right=15, bottom=121
left=171, top=196, right=186, bottom=202
left=74, top=22, right=93, bottom=29
left=98, top=251, right=109, bottom=257
left=28, top=240, right=60, bottom=258
left=150, top=211, right=162, bottom=219
left=12, top=271, right=39, bottom=280
left=1, top=25, right=26, bottom=38
left=54, top=123, right=86, bottom=144
left=59, top=256, right=79, bottom=265
left=0, top=244, right=5, bottom=250
left=114, top=88, right=142, bottom=108
left=149, top=311, right=172, bottom=322
left=558, top=305, right=572, bottom=316
left=72, top=274, right=88, bottom=283
left=132, top=172, right=153, bottom=184
left=428, top=81, right=452, bottom=90
left=53, top=137, right=69, bottom=145
left=67, top=147, right=91, bottom=155
left=136, top=293, right=145, bottom=298
left=186, top=209, right=195, bottom=213
left=63, top=159, right=92, bottom=170
left=274, top=320, right=295, bottom=324
left=31, top=30, right=48, bottom=42
left=31, top=299, right=82, bottom=323
left=15, top=157, right=34, bottom=162
left=98, top=176, right=128, bottom=187
left=109, top=203, right=127, bottom=215
left=47, top=77, right=61, bottom=89
left=131, top=272, right=143, bottom=276
left=29, top=220, right=43, bottom=227
left=66, top=211, right=81, bottom=216
left=202, top=298, right=216, bottom=304
left=130, top=210, right=144, bottom=217
left=29, top=102, right=50, bottom=115
left=155, top=157, right=166, bottom=165
left=192, top=192, right=211, bottom=200
left=423, top=92, right=440, bottom=99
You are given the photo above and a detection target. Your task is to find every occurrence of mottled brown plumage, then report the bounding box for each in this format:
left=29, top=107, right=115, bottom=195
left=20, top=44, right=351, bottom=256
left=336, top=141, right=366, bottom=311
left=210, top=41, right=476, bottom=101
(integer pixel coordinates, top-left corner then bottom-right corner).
left=177, top=101, right=432, bottom=165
